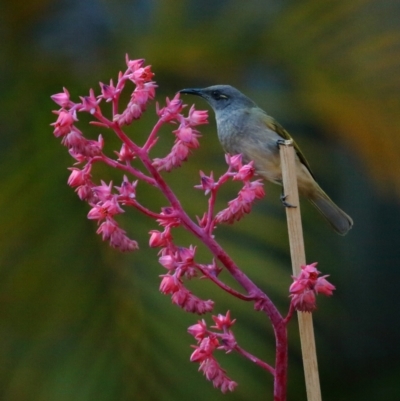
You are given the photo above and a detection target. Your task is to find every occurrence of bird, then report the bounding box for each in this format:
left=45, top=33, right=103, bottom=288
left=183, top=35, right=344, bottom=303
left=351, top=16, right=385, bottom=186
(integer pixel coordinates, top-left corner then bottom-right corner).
left=179, top=85, right=353, bottom=235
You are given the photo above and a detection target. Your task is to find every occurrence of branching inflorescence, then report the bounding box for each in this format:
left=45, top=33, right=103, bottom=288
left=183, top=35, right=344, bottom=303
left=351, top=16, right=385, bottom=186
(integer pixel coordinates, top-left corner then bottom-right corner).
left=51, top=56, right=335, bottom=400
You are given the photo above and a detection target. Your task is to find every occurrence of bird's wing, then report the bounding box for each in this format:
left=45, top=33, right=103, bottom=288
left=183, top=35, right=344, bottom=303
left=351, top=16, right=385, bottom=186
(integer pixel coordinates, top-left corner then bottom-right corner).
left=264, top=115, right=315, bottom=179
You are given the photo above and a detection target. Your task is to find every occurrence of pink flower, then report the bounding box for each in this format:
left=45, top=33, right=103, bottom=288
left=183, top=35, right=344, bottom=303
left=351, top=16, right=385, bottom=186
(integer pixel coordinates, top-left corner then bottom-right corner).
left=225, top=154, right=242, bottom=170
left=171, top=286, right=188, bottom=303
left=214, top=204, right=241, bottom=224
left=130, top=65, right=155, bottom=85
left=61, top=129, right=85, bottom=150
left=78, top=89, right=100, bottom=114
left=214, top=180, right=264, bottom=224
left=51, top=87, right=74, bottom=108
left=188, top=320, right=208, bottom=341
left=67, top=169, right=83, bottom=188
left=134, top=83, right=157, bottom=106
left=190, top=336, right=219, bottom=362
left=143, top=81, right=157, bottom=100
left=87, top=134, right=104, bottom=155
left=174, top=126, right=200, bottom=148
left=51, top=110, right=77, bottom=137
left=238, top=187, right=257, bottom=204
left=159, top=274, right=181, bottom=294
left=198, top=357, right=237, bottom=393
left=289, top=263, right=320, bottom=295
left=96, top=218, right=139, bottom=252
left=115, top=176, right=137, bottom=200
left=314, top=276, right=336, bottom=296
left=99, top=80, right=119, bottom=102
left=291, top=290, right=317, bottom=312
left=176, top=245, right=196, bottom=265
left=187, top=105, right=208, bottom=126
left=67, top=167, right=91, bottom=187
left=76, top=184, right=94, bottom=201
left=125, top=56, right=144, bottom=72
left=153, top=100, right=205, bottom=171
left=233, top=162, right=255, bottom=181
left=170, top=287, right=214, bottom=314
left=114, top=98, right=142, bottom=126
left=288, top=277, right=308, bottom=294
left=211, top=311, right=236, bottom=331
left=157, top=94, right=184, bottom=122
left=194, top=171, right=215, bottom=195
left=92, top=180, right=113, bottom=202
left=149, top=229, right=171, bottom=248
left=289, top=263, right=335, bottom=312
left=97, top=218, right=118, bottom=240
left=62, top=131, right=103, bottom=158
left=87, top=197, right=124, bottom=221
left=152, top=141, right=190, bottom=171
left=172, top=245, right=197, bottom=278
left=158, top=254, right=176, bottom=270
left=174, top=140, right=190, bottom=158
left=241, top=180, right=265, bottom=200
left=156, top=207, right=180, bottom=228
left=190, top=339, right=238, bottom=393
left=116, top=143, right=135, bottom=162
left=109, top=227, right=139, bottom=252
left=218, top=332, right=237, bottom=353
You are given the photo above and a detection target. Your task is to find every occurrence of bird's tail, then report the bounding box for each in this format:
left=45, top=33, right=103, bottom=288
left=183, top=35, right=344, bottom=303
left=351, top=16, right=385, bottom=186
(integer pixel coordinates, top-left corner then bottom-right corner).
left=308, top=188, right=353, bottom=235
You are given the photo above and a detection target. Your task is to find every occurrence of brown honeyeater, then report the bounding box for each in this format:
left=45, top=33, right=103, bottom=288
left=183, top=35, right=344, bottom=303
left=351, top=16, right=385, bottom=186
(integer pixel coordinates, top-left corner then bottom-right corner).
left=180, top=85, right=353, bottom=235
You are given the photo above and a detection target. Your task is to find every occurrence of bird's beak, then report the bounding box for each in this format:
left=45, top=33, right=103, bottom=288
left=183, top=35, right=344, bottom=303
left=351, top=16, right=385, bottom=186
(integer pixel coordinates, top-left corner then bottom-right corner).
left=179, top=88, right=204, bottom=97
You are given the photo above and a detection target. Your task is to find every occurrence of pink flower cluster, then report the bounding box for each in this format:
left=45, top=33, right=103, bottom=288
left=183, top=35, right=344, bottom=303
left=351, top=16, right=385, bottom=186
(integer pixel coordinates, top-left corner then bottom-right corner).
left=51, top=92, right=139, bottom=251
left=51, top=95, right=104, bottom=161
left=188, top=312, right=238, bottom=393
left=114, top=58, right=157, bottom=125
left=87, top=177, right=139, bottom=252
left=289, top=263, right=335, bottom=312
left=146, top=153, right=267, bottom=318
left=153, top=100, right=208, bottom=171
left=195, top=154, right=265, bottom=226
left=50, top=56, right=208, bottom=253
left=69, top=169, right=139, bottom=251
left=150, top=226, right=215, bottom=314
left=215, top=180, right=265, bottom=224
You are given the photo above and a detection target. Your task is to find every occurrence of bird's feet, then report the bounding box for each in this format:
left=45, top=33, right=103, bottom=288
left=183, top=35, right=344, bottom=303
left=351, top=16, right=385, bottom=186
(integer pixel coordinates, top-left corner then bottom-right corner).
left=276, top=138, right=287, bottom=149
left=276, top=138, right=293, bottom=149
left=280, top=193, right=297, bottom=208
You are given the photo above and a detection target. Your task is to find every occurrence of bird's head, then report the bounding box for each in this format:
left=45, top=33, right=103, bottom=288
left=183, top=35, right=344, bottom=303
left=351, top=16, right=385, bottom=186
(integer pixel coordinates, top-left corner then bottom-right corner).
left=179, top=85, right=256, bottom=115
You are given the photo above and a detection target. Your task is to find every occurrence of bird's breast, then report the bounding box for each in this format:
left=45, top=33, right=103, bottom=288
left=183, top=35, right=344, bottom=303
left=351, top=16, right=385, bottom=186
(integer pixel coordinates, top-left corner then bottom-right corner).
left=216, top=111, right=281, bottom=180
left=215, top=110, right=314, bottom=189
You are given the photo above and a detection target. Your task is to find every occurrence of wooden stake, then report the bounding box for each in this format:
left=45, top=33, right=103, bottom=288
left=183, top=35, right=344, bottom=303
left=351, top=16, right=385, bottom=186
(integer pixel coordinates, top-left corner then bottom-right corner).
left=279, top=140, right=322, bottom=401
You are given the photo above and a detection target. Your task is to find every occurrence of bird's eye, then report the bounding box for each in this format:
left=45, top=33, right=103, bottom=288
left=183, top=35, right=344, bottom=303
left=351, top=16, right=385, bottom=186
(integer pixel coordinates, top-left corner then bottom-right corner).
left=211, top=90, right=228, bottom=100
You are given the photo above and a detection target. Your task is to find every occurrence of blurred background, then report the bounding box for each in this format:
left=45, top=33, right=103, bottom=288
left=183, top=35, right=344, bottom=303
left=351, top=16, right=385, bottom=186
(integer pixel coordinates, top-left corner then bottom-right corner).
left=1, top=0, right=400, bottom=400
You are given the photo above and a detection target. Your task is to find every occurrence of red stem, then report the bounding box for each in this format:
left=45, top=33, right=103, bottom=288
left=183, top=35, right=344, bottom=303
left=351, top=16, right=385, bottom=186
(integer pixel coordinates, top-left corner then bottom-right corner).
left=234, top=344, right=275, bottom=375
left=195, top=263, right=255, bottom=301
left=91, top=155, right=156, bottom=185
left=143, top=118, right=165, bottom=151
left=273, top=322, right=288, bottom=401
left=122, top=199, right=164, bottom=220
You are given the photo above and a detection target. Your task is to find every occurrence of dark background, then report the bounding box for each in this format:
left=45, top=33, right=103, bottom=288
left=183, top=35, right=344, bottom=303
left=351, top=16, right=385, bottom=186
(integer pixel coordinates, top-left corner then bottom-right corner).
left=1, top=1, right=400, bottom=400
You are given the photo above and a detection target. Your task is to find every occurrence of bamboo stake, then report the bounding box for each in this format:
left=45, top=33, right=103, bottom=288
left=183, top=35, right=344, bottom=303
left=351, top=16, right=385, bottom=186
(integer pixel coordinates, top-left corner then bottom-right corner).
left=279, top=140, right=322, bottom=401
